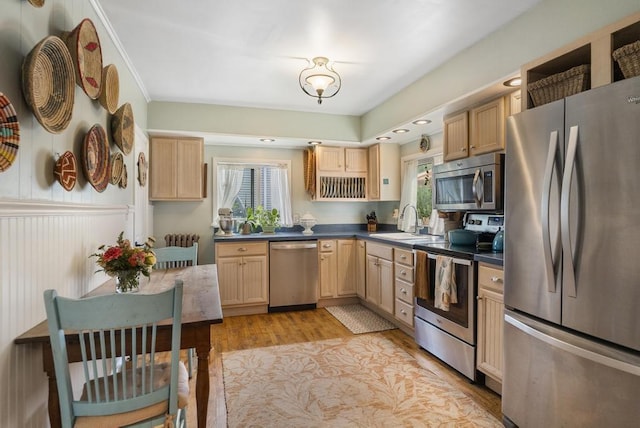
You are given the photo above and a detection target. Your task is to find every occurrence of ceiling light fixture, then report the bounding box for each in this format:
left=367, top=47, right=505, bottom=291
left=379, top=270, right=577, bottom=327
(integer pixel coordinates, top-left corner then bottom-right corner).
left=504, top=77, right=522, bottom=87
left=299, top=57, right=341, bottom=104
left=412, top=119, right=432, bottom=125
left=393, top=129, right=409, bottom=134
left=260, top=138, right=275, bottom=143
left=376, top=136, right=391, bottom=141
left=308, top=141, right=322, bottom=145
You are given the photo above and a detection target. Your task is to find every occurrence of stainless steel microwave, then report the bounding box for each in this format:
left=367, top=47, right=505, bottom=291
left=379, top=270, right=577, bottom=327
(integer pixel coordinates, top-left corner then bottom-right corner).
left=432, top=153, right=504, bottom=212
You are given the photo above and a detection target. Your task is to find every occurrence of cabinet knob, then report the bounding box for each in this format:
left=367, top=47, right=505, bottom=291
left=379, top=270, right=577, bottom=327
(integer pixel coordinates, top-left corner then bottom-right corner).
left=400, top=309, right=406, bottom=315
left=400, top=255, right=407, bottom=259
left=400, top=270, right=406, bottom=276
left=322, top=244, right=331, bottom=248
left=470, top=145, right=476, bottom=149
left=476, top=296, right=482, bottom=300
left=238, top=247, right=247, bottom=252
left=491, top=276, right=503, bottom=283
left=400, top=288, right=406, bottom=294
left=461, top=147, right=467, bottom=152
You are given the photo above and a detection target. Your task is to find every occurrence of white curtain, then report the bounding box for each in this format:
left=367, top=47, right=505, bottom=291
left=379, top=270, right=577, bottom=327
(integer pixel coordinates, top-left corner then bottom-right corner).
left=213, top=164, right=244, bottom=227
left=270, top=164, right=293, bottom=227
left=398, top=159, right=418, bottom=232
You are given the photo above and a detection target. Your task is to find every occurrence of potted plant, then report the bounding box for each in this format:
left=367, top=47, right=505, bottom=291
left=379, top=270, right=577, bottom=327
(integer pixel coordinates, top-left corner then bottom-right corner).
left=246, top=206, right=280, bottom=233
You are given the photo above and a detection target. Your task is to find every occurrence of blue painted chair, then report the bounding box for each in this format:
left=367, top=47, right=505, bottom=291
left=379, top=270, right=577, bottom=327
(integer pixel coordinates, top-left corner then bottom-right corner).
left=154, top=243, right=198, bottom=378
left=44, top=281, right=188, bottom=428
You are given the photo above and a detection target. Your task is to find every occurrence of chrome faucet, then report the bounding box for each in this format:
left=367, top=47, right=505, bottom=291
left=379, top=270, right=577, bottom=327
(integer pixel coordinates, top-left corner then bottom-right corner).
left=400, top=204, right=420, bottom=234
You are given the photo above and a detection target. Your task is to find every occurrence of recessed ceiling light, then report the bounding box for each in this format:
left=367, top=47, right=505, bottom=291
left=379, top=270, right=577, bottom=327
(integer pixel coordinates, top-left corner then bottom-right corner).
left=376, top=136, right=391, bottom=141
left=260, top=138, right=275, bottom=142
left=412, top=119, right=431, bottom=125
left=504, top=77, right=522, bottom=87
left=392, top=129, right=409, bottom=134
left=308, top=141, right=322, bottom=145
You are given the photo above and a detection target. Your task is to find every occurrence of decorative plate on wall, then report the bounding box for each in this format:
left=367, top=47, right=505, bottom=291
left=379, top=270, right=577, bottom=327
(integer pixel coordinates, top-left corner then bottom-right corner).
left=0, top=93, right=20, bottom=172
left=81, top=124, right=110, bottom=192
left=111, top=103, right=134, bottom=155
left=22, top=36, right=75, bottom=133
left=63, top=18, right=103, bottom=99
left=53, top=151, right=77, bottom=191
left=137, top=152, right=147, bottom=186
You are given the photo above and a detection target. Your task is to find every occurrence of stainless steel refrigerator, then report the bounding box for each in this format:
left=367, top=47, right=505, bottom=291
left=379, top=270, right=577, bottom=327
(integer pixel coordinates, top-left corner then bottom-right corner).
left=503, top=76, right=640, bottom=427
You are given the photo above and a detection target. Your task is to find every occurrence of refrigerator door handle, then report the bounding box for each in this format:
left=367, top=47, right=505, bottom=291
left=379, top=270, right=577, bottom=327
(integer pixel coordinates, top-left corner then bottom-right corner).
left=542, top=130, right=559, bottom=293
left=561, top=125, right=579, bottom=298
left=505, top=312, right=640, bottom=376
left=472, top=168, right=483, bottom=208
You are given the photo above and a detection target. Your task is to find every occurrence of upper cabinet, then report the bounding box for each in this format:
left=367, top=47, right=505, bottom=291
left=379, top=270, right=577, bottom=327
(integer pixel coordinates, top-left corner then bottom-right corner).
left=368, top=143, right=400, bottom=201
left=315, top=146, right=368, bottom=200
left=150, top=137, right=204, bottom=201
left=443, top=111, right=468, bottom=162
left=469, top=97, right=505, bottom=157
left=521, top=12, right=640, bottom=110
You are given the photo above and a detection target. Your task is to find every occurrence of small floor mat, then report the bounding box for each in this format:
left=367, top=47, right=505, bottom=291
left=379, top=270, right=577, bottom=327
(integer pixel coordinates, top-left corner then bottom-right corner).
left=325, top=304, right=398, bottom=334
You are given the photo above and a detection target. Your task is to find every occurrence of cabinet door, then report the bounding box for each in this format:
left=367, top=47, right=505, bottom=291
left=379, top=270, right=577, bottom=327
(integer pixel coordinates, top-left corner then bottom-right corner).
left=150, top=138, right=178, bottom=199
left=378, top=258, right=394, bottom=314
left=317, top=146, right=344, bottom=172
left=337, top=240, right=356, bottom=296
left=319, top=250, right=337, bottom=298
left=242, top=255, right=268, bottom=304
left=345, top=148, right=367, bottom=173
left=176, top=138, right=204, bottom=199
left=477, top=286, right=504, bottom=381
left=508, top=91, right=522, bottom=117
left=470, top=97, right=506, bottom=156
left=366, top=255, right=380, bottom=305
left=443, top=111, right=469, bottom=161
left=356, top=240, right=367, bottom=298
left=217, top=256, right=243, bottom=306
left=368, top=144, right=380, bottom=200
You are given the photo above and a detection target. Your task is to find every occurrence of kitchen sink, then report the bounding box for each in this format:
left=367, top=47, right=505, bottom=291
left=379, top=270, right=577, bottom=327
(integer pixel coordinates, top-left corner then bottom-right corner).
left=369, top=232, right=445, bottom=244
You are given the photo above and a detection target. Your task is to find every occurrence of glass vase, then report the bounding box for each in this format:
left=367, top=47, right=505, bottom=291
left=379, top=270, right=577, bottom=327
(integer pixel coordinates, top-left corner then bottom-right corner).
left=114, top=270, right=140, bottom=293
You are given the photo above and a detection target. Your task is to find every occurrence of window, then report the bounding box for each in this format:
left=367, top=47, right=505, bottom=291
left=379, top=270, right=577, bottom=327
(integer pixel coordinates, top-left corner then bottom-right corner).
left=416, top=158, right=434, bottom=220
left=213, top=158, right=293, bottom=227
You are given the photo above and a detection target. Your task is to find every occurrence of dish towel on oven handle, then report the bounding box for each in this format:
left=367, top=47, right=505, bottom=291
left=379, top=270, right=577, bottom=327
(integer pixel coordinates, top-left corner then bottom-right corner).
left=435, top=255, right=457, bottom=311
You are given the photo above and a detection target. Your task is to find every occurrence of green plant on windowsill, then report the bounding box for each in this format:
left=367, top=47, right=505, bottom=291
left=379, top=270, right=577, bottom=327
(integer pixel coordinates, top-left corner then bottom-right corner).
left=245, top=206, right=281, bottom=233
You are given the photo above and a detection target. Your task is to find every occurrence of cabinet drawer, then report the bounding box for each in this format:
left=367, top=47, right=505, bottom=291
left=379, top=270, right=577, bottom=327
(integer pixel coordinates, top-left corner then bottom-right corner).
left=395, top=278, right=414, bottom=305
left=318, top=239, right=335, bottom=252
left=478, top=263, right=504, bottom=293
left=216, top=241, right=268, bottom=258
left=395, top=263, right=414, bottom=283
left=395, top=298, right=414, bottom=326
left=394, top=248, right=414, bottom=266
left=366, top=242, right=393, bottom=260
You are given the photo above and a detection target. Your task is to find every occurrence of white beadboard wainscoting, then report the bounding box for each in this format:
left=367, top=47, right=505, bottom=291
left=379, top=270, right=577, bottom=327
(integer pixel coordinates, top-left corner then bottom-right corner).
left=0, top=200, right=133, bottom=427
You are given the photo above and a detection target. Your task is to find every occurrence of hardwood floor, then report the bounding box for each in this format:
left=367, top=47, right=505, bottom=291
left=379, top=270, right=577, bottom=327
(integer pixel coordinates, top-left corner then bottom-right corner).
left=185, top=308, right=502, bottom=427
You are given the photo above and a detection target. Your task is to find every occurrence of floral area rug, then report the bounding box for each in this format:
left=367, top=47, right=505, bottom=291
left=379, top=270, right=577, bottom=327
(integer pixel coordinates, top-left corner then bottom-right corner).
left=222, top=334, right=501, bottom=427
left=324, top=304, right=397, bottom=334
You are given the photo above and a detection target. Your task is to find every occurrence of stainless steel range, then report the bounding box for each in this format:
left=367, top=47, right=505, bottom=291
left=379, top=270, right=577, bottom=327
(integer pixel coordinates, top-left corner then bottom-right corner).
left=414, top=213, right=503, bottom=381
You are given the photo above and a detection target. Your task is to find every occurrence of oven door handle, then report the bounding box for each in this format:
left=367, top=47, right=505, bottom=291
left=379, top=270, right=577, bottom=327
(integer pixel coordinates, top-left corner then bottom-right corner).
left=427, top=253, right=472, bottom=266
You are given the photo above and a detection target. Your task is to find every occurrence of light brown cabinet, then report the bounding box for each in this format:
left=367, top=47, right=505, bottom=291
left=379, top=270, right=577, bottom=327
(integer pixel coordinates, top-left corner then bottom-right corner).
left=469, top=97, right=506, bottom=156
left=476, top=262, right=504, bottom=386
left=215, top=241, right=268, bottom=314
left=368, top=143, right=400, bottom=201
left=365, top=242, right=394, bottom=315
left=150, top=137, right=204, bottom=201
left=319, top=239, right=357, bottom=299
left=443, top=111, right=469, bottom=161
left=393, top=248, right=414, bottom=327
left=315, top=146, right=368, bottom=200
left=316, top=146, right=367, bottom=173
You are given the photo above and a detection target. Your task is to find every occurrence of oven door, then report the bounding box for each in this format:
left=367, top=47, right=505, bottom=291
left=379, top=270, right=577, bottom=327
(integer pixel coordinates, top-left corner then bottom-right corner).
left=415, top=253, right=475, bottom=344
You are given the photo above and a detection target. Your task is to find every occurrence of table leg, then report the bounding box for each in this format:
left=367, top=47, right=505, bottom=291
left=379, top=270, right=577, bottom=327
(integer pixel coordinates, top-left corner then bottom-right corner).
left=195, top=326, right=212, bottom=428
left=43, top=346, right=62, bottom=428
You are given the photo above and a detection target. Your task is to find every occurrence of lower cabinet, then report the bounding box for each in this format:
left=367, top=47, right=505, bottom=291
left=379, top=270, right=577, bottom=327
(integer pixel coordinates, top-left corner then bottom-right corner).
left=319, top=239, right=357, bottom=299
left=215, top=241, right=268, bottom=314
left=365, top=242, right=394, bottom=315
left=394, top=248, right=415, bottom=327
left=476, top=262, right=505, bottom=389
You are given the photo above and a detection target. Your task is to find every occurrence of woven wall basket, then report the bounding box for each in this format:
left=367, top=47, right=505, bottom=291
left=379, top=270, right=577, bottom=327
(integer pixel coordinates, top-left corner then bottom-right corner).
left=110, top=151, right=124, bottom=185
left=111, top=103, right=134, bottom=155
left=63, top=18, right=103, bottom=99
left=22, top=36, right=75, bottom=134
left=27, top=0, right=44, bottom=7
left=0, top=93, right=20, bottom=172
left=82, top=124, right=110, bottom=193
left=54, top=151, right=77, bottom=191
left=98, top=64, right=119, bottom=113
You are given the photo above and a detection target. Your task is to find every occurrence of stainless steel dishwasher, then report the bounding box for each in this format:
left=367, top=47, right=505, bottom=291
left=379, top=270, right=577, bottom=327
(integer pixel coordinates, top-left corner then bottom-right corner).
left=269, top=241, right=318, bottom=311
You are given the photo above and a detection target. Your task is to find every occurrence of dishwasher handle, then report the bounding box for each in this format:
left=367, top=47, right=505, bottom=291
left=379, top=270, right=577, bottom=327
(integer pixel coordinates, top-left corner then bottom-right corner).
left=271, top=242, right=318, bottom=250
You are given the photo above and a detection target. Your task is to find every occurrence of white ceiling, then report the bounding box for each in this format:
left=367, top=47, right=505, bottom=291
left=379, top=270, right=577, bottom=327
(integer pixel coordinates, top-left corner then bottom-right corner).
left=96, top=0, right=540, bottom=145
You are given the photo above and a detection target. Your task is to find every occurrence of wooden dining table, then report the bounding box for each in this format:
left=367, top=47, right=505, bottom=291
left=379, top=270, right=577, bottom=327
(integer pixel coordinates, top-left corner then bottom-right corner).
left=14, top=264, right=223, bottom=428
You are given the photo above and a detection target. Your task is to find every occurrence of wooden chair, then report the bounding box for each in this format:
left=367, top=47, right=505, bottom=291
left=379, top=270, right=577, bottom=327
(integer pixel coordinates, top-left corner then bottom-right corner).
left=43, top=281, right=188, bottom=428
left=154, top=243, right=198, bottom=377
